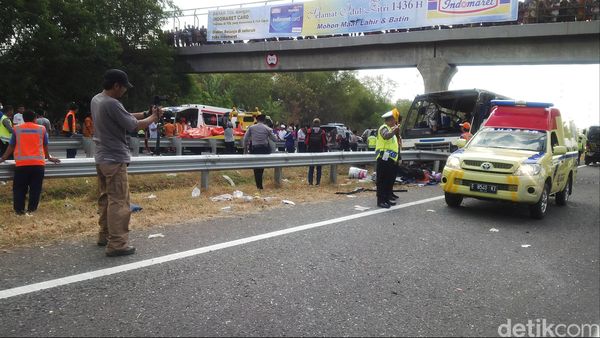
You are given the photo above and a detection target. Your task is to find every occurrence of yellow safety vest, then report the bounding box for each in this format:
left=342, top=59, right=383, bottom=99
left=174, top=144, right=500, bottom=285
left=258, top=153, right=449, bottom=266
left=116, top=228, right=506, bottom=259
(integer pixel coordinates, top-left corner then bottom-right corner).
left=367, top=135, right=377, bottom=148
left=0, top=114, right=13, bottom=142
left=375, top=124, right=399, bottom=162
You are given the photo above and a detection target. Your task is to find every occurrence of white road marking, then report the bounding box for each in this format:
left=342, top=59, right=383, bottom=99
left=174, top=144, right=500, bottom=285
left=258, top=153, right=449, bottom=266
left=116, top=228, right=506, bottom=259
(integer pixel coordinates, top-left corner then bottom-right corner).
left=0, top=195, right=444, bottom=300
left=577, top=164, right=587, bottom=169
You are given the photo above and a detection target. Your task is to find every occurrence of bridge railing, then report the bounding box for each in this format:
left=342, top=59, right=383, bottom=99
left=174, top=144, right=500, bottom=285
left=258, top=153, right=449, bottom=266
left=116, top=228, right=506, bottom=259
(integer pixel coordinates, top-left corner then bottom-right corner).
left=0, top=150, right=450, bottom=188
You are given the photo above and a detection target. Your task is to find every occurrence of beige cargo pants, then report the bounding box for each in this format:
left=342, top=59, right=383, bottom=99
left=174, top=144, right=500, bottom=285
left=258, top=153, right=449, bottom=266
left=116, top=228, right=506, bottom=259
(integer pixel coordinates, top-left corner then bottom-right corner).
left=96, top=163, right=131, bottom=252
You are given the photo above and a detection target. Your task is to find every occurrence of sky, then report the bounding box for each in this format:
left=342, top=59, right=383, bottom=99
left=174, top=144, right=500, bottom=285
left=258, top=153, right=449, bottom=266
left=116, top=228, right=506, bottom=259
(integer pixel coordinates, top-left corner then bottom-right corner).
left=167, top=0, right=600, bottom=130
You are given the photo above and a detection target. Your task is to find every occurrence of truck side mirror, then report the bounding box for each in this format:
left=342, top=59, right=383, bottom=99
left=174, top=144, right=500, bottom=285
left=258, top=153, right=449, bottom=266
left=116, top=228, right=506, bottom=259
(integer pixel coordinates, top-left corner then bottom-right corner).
left=455, top=139, right=467, bottom=148
left=553, top=145, right=567, bottom=155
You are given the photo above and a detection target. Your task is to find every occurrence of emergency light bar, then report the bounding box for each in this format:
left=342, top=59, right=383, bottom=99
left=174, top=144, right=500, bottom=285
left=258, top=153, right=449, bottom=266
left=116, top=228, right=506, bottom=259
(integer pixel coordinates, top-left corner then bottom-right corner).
left=491, top=100, right=554, bottom=108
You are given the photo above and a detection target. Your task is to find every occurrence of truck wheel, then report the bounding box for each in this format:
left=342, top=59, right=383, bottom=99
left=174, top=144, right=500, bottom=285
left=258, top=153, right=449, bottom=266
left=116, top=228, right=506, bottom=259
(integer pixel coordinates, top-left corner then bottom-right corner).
left=555, top=175, right=572, bottom=206
left=445, top=192, right=463, bottom=208
left=529, top=183, right=550, bottom=219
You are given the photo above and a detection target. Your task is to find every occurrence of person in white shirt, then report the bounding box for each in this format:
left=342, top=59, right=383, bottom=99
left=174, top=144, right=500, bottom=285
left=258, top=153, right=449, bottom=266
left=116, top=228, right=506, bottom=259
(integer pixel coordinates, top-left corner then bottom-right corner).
left=13, top=105, right=25, bottom=126
left=148, top=121, right=158, bottom=139
left=297, top=126, right=307, bottom=153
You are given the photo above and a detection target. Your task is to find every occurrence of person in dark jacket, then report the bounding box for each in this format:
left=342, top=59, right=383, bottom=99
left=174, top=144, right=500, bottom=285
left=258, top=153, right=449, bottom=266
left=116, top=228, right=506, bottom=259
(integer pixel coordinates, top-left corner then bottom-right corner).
left=305, top=118, right=327, bottom=185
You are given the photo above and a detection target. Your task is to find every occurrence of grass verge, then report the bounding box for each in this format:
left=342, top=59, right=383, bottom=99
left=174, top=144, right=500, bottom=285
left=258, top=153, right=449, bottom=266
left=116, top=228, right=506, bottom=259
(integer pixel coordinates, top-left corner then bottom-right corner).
left=0, top=165, right=381, bottom=250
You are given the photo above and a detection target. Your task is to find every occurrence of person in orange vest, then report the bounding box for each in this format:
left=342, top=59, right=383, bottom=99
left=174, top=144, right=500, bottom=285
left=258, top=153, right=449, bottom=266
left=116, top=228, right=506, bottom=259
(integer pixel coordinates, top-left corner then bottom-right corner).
left=62, top=102, right=79, bottom=158
left=0, top=110, right=60, bottom=215
left=82, top=112, right=94, bottom=137
left=459, top=122, right=473, bottom=141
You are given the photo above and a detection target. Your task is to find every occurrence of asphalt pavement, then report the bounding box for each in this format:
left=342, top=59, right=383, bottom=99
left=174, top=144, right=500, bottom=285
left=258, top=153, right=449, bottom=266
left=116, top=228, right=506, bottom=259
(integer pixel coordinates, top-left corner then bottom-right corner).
left=0, top=165, right=598, bottom=336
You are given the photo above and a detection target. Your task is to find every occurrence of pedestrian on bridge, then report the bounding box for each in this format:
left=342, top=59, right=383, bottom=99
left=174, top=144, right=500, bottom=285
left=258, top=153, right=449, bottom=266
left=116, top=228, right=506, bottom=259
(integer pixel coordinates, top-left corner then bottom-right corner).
left=0, top=109, right=60, bottom=215
left=375, top=111, right=401, bottom=209
left=91, top=69, right=162, bottom=257
left=243, top=114, right=277, bottom=190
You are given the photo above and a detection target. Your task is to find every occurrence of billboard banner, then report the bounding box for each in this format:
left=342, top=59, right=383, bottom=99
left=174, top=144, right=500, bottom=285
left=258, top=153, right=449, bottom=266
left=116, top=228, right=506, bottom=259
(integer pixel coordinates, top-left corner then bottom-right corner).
left=207, top=0, right=518, bottom=41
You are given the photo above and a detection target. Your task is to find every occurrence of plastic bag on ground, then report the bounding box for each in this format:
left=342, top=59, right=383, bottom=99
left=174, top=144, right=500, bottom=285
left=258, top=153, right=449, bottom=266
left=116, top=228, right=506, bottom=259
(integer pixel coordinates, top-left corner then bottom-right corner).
left=211, top=194, right=233, bottom=202
left=282, top=200, right=296, bottom=205
left=223, top=175, right=235, bottom=186
left=191, top=187, right=201, bottom=198
left=232, top=190, right=244, bottom=199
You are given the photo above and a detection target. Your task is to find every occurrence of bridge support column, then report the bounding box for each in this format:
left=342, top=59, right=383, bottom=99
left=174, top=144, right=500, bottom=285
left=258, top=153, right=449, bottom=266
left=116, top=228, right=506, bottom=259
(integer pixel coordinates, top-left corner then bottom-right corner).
left=209, top=139, right=217, bottom=154
left=129, top=137, right=140, bottom=157
left=201, top=170, right=209, bottom=190
left=417, top=58, right=457, bottom=93
left=172, top=137, right=183, bottom=155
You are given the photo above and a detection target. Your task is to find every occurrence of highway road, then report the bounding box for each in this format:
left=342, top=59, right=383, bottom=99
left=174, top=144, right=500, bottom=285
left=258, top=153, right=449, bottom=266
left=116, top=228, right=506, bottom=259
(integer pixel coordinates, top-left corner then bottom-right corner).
left=0, top=165, right=598, bottom=336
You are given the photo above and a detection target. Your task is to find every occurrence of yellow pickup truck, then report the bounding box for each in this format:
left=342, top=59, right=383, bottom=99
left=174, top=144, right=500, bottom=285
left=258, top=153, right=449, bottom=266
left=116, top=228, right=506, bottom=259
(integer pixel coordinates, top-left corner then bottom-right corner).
left=441, top=100, right=578, bottom=219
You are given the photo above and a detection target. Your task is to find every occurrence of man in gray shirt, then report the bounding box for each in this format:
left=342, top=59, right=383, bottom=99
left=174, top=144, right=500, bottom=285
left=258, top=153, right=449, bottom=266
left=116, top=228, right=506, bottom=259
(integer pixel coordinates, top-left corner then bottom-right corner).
left=243, top=114, right=276, bottom=189
left=91, top=69, right=161, bottom=257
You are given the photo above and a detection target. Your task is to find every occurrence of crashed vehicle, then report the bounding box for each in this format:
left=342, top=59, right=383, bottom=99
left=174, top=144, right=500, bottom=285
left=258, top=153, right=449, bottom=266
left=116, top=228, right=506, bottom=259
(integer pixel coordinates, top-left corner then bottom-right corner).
left=441, top=100, right=579, bottom=219
left=400, top=89, right=510, bottom=150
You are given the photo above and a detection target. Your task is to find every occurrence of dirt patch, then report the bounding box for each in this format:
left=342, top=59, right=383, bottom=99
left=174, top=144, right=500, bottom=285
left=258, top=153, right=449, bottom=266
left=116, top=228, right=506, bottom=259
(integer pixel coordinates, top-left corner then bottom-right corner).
left=0, top=165, right=385, bottom=249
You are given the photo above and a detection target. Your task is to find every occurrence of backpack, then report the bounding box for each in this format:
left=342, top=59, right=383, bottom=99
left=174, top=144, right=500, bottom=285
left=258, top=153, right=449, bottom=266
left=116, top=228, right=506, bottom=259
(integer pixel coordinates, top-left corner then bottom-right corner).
left=307, top=128, right=323, bottom=152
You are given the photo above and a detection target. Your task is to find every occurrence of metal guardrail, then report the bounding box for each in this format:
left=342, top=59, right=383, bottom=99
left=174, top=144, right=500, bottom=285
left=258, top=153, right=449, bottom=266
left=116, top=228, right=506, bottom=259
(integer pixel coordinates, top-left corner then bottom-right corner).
left=0, top=151, right=449, bottom=187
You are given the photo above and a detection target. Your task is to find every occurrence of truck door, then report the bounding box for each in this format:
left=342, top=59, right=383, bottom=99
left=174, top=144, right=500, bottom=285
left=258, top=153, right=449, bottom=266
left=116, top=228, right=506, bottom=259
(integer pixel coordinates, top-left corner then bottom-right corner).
left=550, top=131, right=569, bottom=193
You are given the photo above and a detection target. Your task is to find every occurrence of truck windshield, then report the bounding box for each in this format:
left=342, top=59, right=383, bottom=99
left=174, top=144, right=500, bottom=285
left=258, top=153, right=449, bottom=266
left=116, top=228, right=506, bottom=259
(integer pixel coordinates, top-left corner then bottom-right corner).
left=469, top=128, right=547, bottom=152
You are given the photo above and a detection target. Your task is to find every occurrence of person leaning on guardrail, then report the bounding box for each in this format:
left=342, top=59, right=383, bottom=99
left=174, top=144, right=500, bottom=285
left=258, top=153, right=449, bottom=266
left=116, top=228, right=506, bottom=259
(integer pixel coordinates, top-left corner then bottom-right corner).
left=0, top=109, right=61, bottom=215
left=243, top=114, right=277, bottom=190
left=91, top=69, right=163, bottom=257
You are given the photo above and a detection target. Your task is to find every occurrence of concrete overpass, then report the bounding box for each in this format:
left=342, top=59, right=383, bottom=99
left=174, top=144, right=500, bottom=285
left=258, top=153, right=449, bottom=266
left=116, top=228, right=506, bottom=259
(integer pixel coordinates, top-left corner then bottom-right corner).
left=176, top=21, right=600, bottom=93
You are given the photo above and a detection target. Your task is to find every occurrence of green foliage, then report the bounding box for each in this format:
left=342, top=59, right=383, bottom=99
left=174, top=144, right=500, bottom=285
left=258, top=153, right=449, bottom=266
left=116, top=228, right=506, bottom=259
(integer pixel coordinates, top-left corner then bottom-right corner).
left=182, top=71, right=405, bottom=131
left=0, top=0, right=181, bottom=120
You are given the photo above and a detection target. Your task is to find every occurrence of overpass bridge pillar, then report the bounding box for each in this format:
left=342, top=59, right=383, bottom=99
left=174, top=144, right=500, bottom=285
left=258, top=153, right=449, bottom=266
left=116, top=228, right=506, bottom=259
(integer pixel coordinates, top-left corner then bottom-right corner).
left=417, top=58, right=457, bottom=93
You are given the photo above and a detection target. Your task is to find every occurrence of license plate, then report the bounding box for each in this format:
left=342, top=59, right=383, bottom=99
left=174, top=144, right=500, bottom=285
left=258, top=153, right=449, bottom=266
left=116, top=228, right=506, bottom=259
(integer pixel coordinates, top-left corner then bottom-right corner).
left=470, top=183, right=498, bottom=194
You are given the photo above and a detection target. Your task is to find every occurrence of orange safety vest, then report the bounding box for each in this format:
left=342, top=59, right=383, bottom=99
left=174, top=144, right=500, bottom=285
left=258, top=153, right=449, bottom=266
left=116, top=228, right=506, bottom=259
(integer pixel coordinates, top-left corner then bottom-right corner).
left=14, top=122, right=46, bottom=167
left=62, top=110, right=77, bottom=133
left=176, top=122, right=185, bottom=135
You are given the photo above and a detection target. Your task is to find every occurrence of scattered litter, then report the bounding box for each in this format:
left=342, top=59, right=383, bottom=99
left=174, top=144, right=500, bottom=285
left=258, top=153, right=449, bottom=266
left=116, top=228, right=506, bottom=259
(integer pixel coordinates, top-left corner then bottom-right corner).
left=282, top=178, right=290, bottom=183
left=148, top=233, right=165, bottom=239
left=455, top=288, right=463, bottom=292
left=282, top=200, right=296, bottom=205
left=25, top=213, right=33, bottom=217
left=232, top=190, right=244, bottom=199
left=221, top=206, right=232, bottom=211
left=64, top=203, right=73, bottom=208
left=521, top=244, right=531, bottom=248
left=426, top=209, right=436, bottom=213
left=348, top=167, right=369, bottom=179
left=242, top=196, right=254, bottom=202
left=489, top=228, right=499, bottom=232
left=353, top=205, right=370, bottom=211
left=358, top=179, right=372, bottom=184
left=85, top=179, right=90, bottom=184
left=418, top=184, right=425, bottom=187
left=222, top=175, right=235, bottom=186
left=210, top=194, right=233, bottom=202
left=191, top=186, right=201, bottom=198
left=146, top=194, right=157, bottom=199
left=0, top=181, right=7, bottom=185
left=263, top=197, right=278, bottom=203
left=346, top=195, right=357, bottom=198
left=166, top=173, right=178, bottom=177
left=130, top=204, right=143, bottom=212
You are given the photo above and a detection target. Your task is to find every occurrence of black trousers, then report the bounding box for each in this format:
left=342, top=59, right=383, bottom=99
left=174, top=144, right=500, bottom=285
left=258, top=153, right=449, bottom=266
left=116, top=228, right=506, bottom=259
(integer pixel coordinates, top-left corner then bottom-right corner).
left=65, top=133, right=77, bottom=158
left=251, top=144, right=270, bottom=189
left=13, top=165, right=45, bottom=213
left=376, top=158, right=397, bottom=203
left=224, top=141, right=235, bottom=154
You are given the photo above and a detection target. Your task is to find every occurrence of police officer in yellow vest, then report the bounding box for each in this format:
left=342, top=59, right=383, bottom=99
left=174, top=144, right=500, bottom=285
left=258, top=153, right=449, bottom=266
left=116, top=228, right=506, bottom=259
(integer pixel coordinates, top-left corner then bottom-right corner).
left=376, top=110, right=401, bottom=209
left=367, top=130, right=377, bottom=151
left=0, top=105, right=15, bottom=159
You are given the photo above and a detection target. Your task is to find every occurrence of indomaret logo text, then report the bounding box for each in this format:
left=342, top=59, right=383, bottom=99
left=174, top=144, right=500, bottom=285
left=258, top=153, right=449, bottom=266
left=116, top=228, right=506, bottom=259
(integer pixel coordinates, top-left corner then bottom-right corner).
left=438, top=0, right=498, bottom=14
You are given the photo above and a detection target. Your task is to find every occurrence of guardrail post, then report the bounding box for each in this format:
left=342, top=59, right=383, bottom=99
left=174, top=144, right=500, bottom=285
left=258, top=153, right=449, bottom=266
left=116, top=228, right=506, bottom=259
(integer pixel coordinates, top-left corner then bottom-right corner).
left=82, top=137, right=95, bottom=158
left=433, top=149, right=441, bottom=172
left=129, top=137, right=140, bottom=157
left=330, top=164, right=338, bottom=184
left=201, top=170, right=209, bottom=189
left=209, top=139, right=217, bottom=154
left=172, top=137, right=183, bottom=155
left=274, top=167, right=282, bottom=188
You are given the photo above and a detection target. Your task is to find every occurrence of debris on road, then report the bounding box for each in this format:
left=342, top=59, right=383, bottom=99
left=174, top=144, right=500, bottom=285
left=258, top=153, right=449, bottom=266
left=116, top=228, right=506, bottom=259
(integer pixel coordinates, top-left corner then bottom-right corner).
left=489, top=228, right=499, bottom=232
left=282, top=200, right=296, bottom=205
left=521, top=244, right=531, bottom=248
left=221, top=206, right=232, bottom=211
left=426, top=209, right=436, bottom=213
left=130, top=204, right=143, bottom=212
left=346, top=195, right=357, bottom=198
left=353, top=205, right=370, bottom=211
left=232, top=190, right=244, bottom=199
left=348, top=167, right=369, bottom=179
left=211, top=194, right=233, bottom=202
left=263, top=197, right=278, bottom=203
left=146, top=194, right=157, bottom=199
left=222, top=175, right=235, bottom=186
left=166, top=173, right=177, bottom=177
left=148, top=233, right=165, bottom=239
left=191, top=186, right=201, bottom=198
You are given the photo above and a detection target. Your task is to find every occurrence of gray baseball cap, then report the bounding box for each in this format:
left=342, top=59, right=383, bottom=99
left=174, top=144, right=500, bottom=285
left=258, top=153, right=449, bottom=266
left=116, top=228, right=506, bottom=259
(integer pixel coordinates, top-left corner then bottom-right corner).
left=103, top=69, right=133, bottom=88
